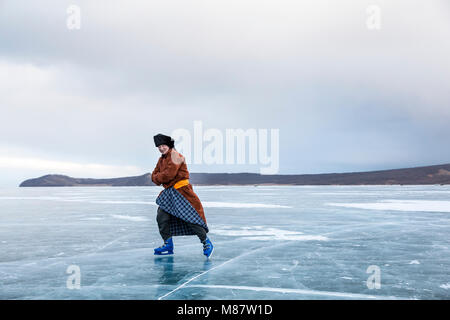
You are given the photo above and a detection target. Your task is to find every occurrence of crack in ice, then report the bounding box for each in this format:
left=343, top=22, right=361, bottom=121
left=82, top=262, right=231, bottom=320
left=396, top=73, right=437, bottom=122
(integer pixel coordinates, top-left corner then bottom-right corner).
left=157, top=242, right=286, bottom=300
left=185, top=284, right=408, bottom=300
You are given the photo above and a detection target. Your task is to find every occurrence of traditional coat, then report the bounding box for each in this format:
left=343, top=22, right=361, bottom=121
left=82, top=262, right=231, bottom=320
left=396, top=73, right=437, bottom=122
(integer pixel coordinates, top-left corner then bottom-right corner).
left=151, top=148, right=207, bottom=231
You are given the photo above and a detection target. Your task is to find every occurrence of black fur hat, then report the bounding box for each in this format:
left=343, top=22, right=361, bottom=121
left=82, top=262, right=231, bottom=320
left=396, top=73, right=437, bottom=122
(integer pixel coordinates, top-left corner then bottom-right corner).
left=153, top=134, right=175, bottom=148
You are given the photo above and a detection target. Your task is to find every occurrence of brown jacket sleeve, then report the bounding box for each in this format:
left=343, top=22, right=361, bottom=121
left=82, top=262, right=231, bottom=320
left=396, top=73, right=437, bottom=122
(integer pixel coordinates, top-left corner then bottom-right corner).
left=151, top=158, right=162, bottom=185
left=153, top=151, right=184, bottom=184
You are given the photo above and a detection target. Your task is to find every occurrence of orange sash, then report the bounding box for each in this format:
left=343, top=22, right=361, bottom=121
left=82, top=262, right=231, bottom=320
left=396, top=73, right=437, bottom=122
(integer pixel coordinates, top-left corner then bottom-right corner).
left=173, top=179, right=189, bottom=189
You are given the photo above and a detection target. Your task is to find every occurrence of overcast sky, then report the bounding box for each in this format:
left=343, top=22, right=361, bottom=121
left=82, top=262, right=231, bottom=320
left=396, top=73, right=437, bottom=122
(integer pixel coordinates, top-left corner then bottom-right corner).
left=1, top=0, right=450, bottom=186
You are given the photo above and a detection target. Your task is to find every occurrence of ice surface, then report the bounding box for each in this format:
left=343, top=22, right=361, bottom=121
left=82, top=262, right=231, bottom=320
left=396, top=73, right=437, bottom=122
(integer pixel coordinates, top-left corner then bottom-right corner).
left=0, top=185, right=449, bottom=299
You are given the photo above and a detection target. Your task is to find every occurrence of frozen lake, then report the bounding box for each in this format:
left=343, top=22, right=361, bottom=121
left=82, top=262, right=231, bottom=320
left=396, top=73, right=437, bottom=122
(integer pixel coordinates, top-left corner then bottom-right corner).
left=0, top=185, right=449, bottom=299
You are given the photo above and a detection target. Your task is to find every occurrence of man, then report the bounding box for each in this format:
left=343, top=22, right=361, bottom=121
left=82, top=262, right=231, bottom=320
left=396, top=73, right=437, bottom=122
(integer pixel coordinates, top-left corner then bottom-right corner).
left=151, top=133, right=214, bottom=259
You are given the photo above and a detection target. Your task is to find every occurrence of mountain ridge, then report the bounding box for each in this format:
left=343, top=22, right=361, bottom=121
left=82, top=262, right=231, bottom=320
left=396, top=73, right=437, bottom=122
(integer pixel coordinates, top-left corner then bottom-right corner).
left=18, top=163, right=450, bottom=186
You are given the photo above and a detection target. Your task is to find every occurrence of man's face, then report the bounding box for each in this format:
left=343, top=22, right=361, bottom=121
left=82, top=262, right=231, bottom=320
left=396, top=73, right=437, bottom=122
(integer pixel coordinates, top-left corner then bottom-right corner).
left=158, top=144, right=169, bottom=155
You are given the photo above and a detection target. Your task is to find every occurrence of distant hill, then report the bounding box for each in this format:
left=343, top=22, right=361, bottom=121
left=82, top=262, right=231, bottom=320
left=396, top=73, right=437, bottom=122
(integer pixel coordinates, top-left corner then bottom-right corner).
left=19, top=163, right=450, bottom=187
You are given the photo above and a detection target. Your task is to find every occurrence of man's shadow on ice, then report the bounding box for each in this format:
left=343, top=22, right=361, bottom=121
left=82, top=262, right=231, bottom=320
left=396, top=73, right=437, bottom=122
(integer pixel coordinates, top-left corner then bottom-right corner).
left=154, top=256, right=177, bottom=285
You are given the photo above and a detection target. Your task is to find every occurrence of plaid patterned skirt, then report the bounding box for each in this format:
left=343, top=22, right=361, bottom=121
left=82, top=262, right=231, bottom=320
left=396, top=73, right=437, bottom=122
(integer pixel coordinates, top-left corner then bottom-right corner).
left=156, top=187, right=209, bottom=236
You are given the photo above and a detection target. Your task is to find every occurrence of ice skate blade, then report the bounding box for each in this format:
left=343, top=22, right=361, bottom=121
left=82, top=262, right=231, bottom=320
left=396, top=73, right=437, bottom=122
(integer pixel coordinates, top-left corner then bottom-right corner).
left=154, top=251, right=174, bottom=256
left=204, top=247, right=214, bottom=260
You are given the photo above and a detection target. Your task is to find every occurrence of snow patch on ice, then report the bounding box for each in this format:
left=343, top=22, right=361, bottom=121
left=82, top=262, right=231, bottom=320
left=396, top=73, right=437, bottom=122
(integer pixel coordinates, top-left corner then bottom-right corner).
left=326, top=200, right=450, bottom=213
left=440, top=283, right=450, bottom=290
left=0, top=196, right=62, bottom=200
left=211, top=226, right=328, bottom=241
left=92, top=200, right=156, bottom=205
left=243, top=235, right=328, bottom=241
left=211, top=227, right=303, bottom=237
left=110, top=214, right=148, bottom=222
left=203, top=201, right=291, bottom=209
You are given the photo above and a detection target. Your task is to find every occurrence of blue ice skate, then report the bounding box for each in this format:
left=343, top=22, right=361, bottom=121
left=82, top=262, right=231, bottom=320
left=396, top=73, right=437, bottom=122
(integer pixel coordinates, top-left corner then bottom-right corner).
left=154, top=237, right=174, bottom=255
left=202, top=237, right=214, bottom=259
